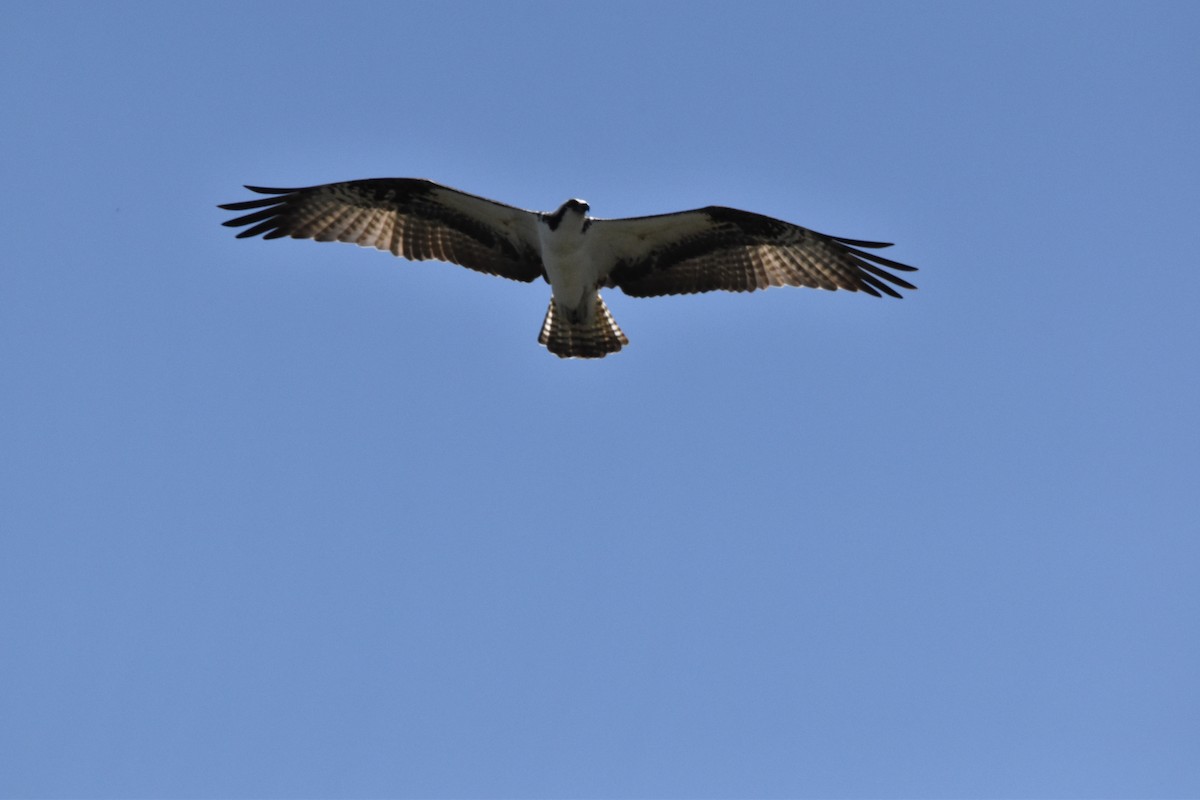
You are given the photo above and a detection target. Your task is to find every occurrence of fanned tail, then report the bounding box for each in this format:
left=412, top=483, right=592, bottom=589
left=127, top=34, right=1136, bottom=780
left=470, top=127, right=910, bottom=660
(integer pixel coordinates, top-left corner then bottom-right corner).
left=538, top=293, right=628, bottom=359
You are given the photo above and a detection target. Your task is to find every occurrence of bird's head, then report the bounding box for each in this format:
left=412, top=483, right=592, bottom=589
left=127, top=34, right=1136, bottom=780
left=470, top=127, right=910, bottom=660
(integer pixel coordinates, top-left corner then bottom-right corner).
left=545, top=198, right=591, bottom=231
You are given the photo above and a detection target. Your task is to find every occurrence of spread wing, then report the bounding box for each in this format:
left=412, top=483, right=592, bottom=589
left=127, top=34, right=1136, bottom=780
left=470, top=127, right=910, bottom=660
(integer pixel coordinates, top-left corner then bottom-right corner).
left=219, top=178, right=545, bottom=283
left=593, top=206, right=917, bottom=298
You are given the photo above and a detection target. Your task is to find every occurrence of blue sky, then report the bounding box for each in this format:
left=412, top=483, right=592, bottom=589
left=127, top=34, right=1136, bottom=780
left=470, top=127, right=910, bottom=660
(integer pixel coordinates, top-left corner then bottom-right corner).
left=2, top=1, right=1198, bottom=796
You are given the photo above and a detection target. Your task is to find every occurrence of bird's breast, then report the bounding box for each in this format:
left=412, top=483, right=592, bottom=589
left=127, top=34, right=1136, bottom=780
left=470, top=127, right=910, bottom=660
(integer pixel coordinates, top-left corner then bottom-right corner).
left=539, top=227, right=599, bottom=309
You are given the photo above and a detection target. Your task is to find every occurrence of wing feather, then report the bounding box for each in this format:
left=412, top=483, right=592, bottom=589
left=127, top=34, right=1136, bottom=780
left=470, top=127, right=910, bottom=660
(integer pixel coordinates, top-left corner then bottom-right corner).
left=596, top=206, right=917, bottom=299
left=219, top=179, right=544, bottom=283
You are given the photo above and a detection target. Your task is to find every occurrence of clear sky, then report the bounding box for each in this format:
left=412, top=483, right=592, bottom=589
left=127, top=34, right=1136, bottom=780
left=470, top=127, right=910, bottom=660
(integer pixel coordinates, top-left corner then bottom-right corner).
left=2, top=1, right=1198, bottom=797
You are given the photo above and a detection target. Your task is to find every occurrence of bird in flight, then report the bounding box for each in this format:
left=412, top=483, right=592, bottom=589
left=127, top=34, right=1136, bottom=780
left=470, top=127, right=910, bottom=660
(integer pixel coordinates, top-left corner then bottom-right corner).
left=219, top=178, right=918, bottom=358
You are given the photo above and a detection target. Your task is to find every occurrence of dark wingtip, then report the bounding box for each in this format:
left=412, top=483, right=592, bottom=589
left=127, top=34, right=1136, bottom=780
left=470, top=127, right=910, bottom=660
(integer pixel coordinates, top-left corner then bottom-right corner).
left=858, top=272, right=904, bottom=298
left=845, top=245, right=920, bottom=273
left=244, top=185, right=296, bottom=195
left=834, top=236, right=895, bottom=249
left=857, top=282, right=882, bottom=298
left=860, top=262, right=918, bottom=291
left=218, top=186, right=296, bottom=211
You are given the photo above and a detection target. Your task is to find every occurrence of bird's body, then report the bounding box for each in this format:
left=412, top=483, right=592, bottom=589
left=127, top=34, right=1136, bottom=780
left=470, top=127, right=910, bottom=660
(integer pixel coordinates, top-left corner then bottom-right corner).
left=219, top=178, right=918, bottom=358
left=538, top=199, right=600, bottom=321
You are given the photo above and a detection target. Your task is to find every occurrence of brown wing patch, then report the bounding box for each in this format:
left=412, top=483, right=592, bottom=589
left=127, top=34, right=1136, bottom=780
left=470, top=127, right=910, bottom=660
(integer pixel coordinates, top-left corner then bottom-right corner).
left=219, top=179, right=543, bottom=283
left=607, top=207, right=917, bottom=298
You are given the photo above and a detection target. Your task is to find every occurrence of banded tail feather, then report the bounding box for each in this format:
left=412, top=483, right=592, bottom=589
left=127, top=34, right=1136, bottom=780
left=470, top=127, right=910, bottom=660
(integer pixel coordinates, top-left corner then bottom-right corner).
left=538, top=293, right=628, bottom=359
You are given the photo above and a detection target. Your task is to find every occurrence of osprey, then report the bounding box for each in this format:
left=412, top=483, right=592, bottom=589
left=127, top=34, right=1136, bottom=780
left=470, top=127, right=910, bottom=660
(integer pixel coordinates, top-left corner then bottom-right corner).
left=219, top=178, right=918, bottom=358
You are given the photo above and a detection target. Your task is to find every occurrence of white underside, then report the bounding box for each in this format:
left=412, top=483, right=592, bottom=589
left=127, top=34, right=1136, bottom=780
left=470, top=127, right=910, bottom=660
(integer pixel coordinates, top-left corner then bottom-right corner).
left=538, top=214, right=602, bottom=314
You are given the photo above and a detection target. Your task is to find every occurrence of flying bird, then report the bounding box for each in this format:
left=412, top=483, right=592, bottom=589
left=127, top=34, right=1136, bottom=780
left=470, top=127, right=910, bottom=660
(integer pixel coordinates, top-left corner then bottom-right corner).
left=219, top=178, right=918, bottom=358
